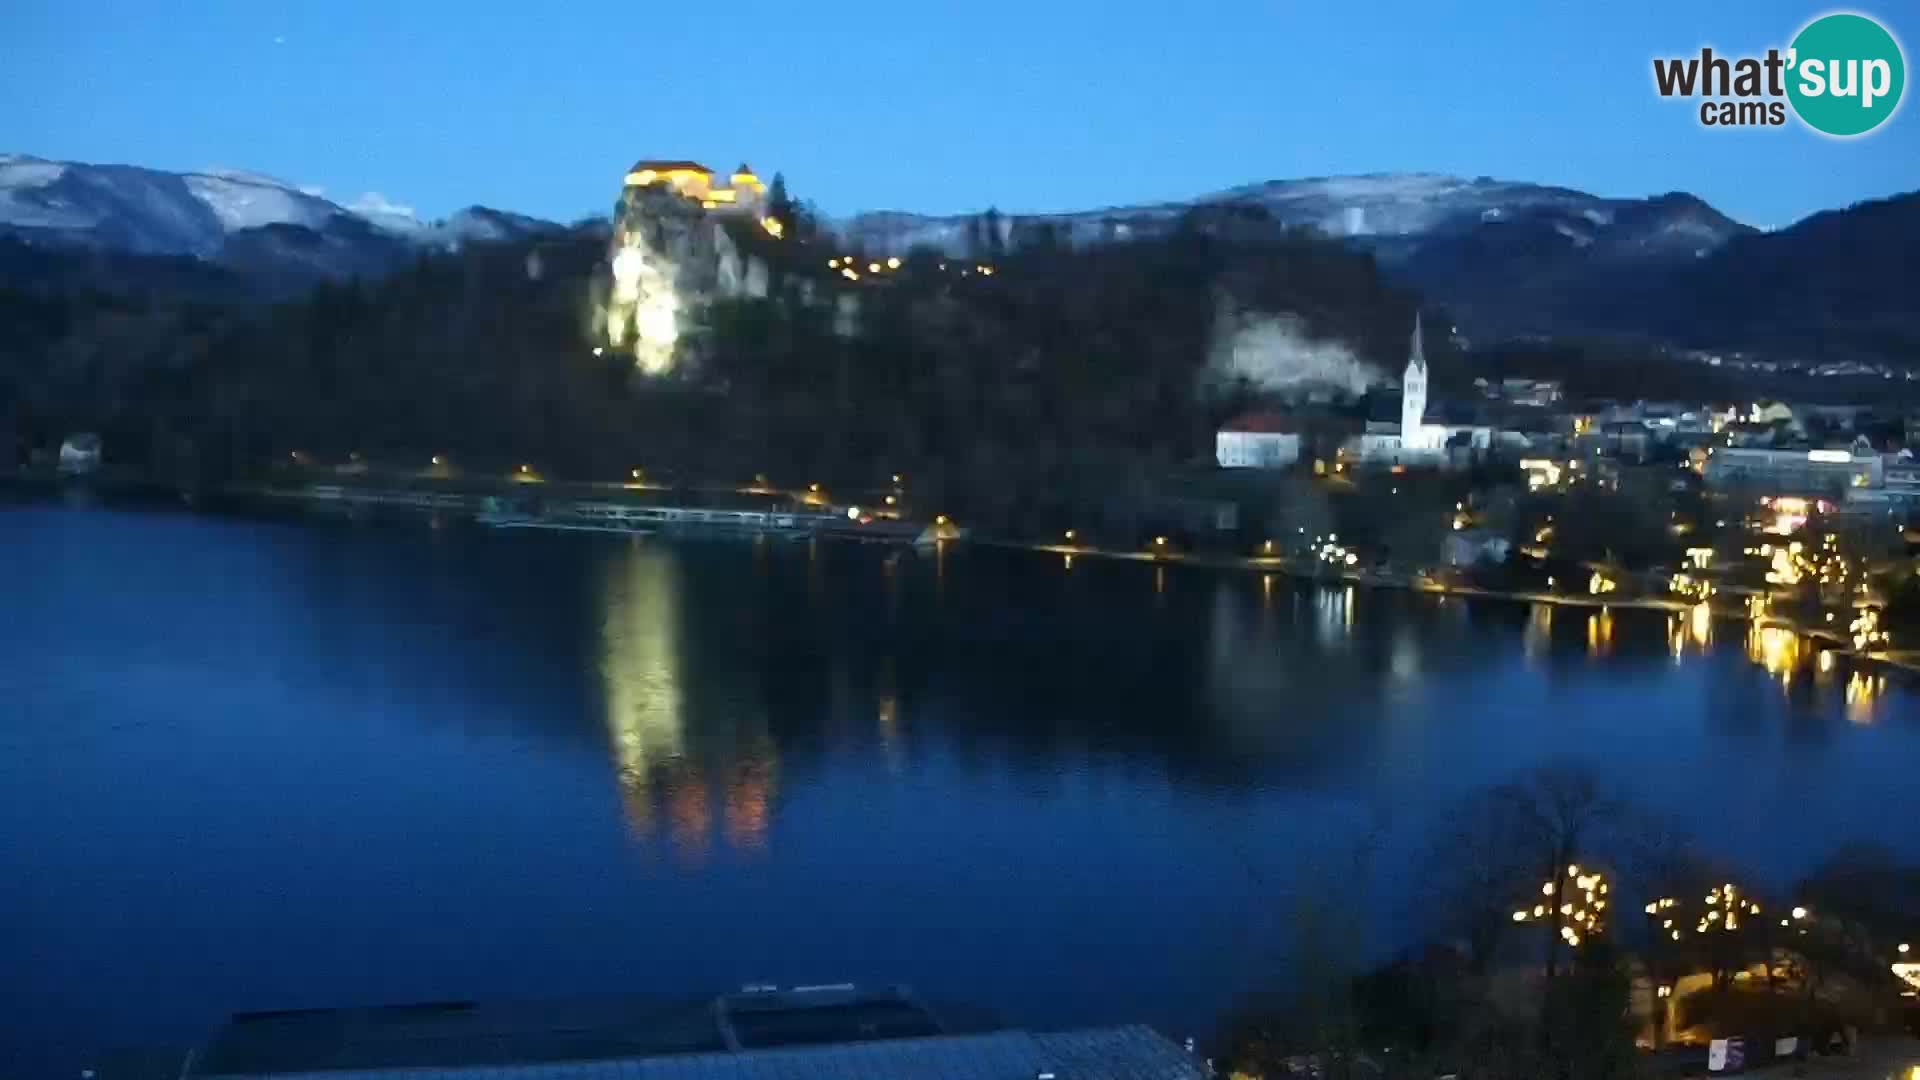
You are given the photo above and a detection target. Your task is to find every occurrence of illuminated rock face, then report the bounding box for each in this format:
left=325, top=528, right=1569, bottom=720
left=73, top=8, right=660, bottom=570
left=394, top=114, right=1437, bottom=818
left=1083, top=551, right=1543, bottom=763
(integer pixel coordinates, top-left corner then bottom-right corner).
left=600, top=186, right=770, bottom=375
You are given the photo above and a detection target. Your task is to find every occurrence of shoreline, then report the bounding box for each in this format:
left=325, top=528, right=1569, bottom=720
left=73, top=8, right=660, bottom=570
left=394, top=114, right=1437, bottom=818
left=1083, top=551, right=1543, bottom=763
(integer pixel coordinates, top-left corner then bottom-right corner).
left=975, top=538, right=1920, bottom=676
left=10, top=476, right=1917, bottom=677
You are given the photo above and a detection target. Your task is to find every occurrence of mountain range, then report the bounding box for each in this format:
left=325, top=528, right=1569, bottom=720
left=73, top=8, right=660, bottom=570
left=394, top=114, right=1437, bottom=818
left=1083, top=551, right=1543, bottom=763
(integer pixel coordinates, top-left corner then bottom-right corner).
left=842, top=172, right=1916, bottom=360
left=3, top=153, right=1914, bottom=361
left=0, top=154, right=558, bottom=296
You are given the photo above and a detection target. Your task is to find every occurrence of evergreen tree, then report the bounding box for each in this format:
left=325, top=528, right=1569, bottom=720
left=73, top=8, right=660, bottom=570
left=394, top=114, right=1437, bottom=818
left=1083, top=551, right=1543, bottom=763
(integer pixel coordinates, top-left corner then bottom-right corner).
left=767, top=172, right=794, bottom=226
left=982, top=206, right=1005, bottom=258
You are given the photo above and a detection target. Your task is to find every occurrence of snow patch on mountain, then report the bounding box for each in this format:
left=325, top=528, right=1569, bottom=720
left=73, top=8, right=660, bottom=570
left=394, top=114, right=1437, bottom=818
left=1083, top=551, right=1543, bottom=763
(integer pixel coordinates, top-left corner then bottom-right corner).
left=183, top=173, right=336, bottom=232
left=348, top=191, right=428, bottom=235
left=1553, top=221, right=1593, bottom=247
left=0, top=157, right=80, bottom=229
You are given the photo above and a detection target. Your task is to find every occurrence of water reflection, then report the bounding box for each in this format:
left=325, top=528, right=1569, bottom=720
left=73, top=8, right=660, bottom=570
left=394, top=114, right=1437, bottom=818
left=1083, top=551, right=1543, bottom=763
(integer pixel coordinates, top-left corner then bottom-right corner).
left=1525, top=603, right=1553, bottom=661
left=1666, top=603, right=1713, bottom=661
left=1747, top=623, right=1802, bottom=686
left=1845, top=670, right=1886, bottom=725
left=599, top=548, right=779, bottom=857
left=1586, top=608, right=1614, bottom=656
left=601, top=549, right=686, bottom=839
left=1312, top=584, right=1354, bottom=648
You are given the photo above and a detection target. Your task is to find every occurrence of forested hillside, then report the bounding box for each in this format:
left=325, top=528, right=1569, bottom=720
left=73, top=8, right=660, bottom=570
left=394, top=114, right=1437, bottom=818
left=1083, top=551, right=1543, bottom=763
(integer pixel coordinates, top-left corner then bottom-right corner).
left=3, top=207, right=1422, bottom=517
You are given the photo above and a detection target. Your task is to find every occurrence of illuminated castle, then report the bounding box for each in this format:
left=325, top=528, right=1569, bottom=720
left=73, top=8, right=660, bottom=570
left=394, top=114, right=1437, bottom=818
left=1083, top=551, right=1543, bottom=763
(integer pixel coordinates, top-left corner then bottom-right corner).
left=622, top=159, right=766, bottom=215
left=600, top=158, right=778, bottom=375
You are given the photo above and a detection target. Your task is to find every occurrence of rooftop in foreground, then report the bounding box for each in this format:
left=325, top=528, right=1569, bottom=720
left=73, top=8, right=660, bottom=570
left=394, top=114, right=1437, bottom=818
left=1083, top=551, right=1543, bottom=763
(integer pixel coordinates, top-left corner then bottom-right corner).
left=194, top=1025, right=1203, bottom=1080
left=97, top=984, right=1204, bottom=1080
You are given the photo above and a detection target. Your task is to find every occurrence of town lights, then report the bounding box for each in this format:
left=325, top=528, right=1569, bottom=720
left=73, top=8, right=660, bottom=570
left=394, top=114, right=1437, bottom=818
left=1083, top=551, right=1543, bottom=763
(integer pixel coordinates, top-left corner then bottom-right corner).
left=631, top=468, right=642, bottom=480
left=935, top=514, right=949, bottom=526
left=885, top=256, right=901, bottom=269
left=1064, top=529, right=1076, bottom=542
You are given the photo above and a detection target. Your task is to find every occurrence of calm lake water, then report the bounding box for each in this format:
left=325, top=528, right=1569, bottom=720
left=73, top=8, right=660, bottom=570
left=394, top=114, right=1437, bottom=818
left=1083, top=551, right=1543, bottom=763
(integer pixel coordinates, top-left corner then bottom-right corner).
left=3, top=504, right=1917, bottom=1073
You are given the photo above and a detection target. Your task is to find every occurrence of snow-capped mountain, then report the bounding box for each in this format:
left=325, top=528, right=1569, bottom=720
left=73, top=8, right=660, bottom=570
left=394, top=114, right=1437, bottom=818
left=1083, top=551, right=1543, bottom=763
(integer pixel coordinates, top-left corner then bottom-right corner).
left=835, top=172, right=1754, bottom=338
left=838, top=172, right=1749, bottom=259
left=0, top=153, right=559, bottom=289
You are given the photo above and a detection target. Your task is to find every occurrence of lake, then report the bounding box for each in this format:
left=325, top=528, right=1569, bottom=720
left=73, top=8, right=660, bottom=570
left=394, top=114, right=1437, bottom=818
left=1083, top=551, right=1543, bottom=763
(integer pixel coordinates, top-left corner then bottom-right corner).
left=2, top=504, right=1916, bottom=1074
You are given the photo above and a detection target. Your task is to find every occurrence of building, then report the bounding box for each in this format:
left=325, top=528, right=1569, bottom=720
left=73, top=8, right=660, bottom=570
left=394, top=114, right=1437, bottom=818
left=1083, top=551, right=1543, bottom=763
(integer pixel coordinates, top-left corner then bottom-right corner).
left=1349, top=314, right=1447, bottom=467
left=1444, top=528, right=1512, bottom=567
left=1703, top=446, right=1881, bottom=496
left=124, top=985, right=1207, bottom=1080
left=623, top=159, right=768, bottom=216
left=1600, top=421, right=1652, bottom=461
left=58, top=431, right=101, bottom=474
left=1216, top=412, right=1303, bottom=469
left=1500, top=377, right=1563, bottom=407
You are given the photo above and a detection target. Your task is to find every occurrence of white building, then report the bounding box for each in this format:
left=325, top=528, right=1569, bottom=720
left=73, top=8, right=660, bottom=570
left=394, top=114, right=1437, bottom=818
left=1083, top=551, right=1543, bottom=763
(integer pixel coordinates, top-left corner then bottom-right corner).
left=1703, top=445, right=1881, bottom=495
left=1216, top=413, right=1302, bottom=469
left=57, top=432, right=101, bottom=474
left=1350, top=314, right=1446, bottom=467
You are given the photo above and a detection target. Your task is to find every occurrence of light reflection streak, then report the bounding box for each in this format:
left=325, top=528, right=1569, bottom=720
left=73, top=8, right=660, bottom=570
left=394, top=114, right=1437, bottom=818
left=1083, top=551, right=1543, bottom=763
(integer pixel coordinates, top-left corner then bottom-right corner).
left=1845, top=670, right=1885, bottom=725
left=1525, top=603, right=1552, bottom=661
left=1746, top=623, right=1801, bottom=687
left=1586, top=609, right=1613, bottom=657
left=599, top=549, right=779, bottom=858
left=1313, top=585, right=1352, bottom=647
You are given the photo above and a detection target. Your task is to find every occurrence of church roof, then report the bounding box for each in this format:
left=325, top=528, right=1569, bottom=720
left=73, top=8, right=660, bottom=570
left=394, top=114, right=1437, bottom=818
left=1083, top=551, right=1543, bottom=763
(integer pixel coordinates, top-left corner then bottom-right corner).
left=629, top=160, right=715, bottom=175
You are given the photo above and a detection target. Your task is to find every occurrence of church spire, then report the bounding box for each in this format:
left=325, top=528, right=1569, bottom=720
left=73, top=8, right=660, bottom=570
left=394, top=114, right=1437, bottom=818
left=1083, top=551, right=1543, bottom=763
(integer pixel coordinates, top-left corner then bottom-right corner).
left=1408, top=311, right=1426, bottom=372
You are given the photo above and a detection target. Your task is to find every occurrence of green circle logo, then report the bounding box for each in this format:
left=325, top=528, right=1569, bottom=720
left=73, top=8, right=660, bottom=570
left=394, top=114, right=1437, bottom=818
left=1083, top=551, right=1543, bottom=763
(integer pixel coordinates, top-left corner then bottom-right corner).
left=1787, top=13, right=1905, bottom=136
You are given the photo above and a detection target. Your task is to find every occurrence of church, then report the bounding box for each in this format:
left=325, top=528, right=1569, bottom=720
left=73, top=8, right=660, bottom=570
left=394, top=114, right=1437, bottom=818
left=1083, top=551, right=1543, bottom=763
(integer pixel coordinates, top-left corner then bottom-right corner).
left=1346, top=314, right=1488, bottom=467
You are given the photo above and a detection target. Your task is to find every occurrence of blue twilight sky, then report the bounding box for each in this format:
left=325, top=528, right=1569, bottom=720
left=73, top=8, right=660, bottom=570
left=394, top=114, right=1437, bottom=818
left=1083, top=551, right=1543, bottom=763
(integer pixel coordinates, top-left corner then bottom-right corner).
left=3, top=0, right=1915, bottom=228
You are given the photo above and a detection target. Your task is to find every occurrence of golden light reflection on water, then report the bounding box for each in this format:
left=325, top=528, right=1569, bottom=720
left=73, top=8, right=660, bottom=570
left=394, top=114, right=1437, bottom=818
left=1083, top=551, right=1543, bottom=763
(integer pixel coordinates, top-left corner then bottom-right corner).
left=601, top=551, right=685, bottom=839
left=1746, top=623, right=1801, bottom=686
left=599, top=549, right=778, bottom=857
left=1586, top=609, right=1613, bottom=656
left=1845, top=670, right=1886, bottom=725
left=1667, top=603, right=1714, bottom=661
left=723, top=759, right=774, bottom=851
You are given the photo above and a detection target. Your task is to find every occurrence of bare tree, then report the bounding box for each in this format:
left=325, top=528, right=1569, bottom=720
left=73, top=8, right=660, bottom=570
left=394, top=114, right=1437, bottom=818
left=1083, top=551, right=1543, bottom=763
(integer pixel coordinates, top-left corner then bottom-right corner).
left=1494, top=762, right=1622, bottom=981
left=1417, top=786, right=1536, bottom=976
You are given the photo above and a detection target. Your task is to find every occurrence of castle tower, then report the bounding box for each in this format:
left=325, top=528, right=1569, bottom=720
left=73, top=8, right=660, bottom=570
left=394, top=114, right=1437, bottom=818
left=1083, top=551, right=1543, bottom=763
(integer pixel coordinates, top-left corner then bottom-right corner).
left=1401, top=312, right=1428, bottom=448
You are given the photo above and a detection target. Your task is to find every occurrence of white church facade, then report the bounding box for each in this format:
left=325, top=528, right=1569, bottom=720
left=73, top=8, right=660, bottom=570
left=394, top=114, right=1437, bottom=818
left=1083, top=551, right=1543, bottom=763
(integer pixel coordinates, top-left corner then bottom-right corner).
left=1346, top=314, right=1489, bottom=468
left=1348, top=314, right=1445, bottom=466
